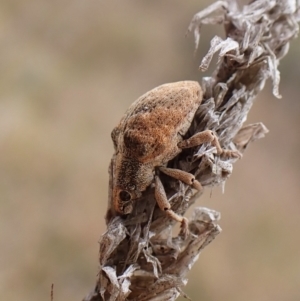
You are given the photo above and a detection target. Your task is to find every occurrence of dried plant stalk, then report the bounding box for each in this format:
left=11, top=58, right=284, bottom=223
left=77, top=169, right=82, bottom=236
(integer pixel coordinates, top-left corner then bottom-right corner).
left=83, top=1, right=300, bottom=300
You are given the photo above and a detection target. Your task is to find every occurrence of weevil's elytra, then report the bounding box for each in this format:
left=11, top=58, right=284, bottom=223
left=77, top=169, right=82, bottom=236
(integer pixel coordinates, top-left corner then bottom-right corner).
left=111, top=81, right=240, bottom=236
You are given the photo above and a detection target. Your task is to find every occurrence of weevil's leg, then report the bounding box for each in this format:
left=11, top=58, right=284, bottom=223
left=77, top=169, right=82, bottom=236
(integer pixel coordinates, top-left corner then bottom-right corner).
left=155, top=175, right=189, bottom=237
left=178, top=130, right=242, bottom=159
left=158, top=166, right=202, bottom=191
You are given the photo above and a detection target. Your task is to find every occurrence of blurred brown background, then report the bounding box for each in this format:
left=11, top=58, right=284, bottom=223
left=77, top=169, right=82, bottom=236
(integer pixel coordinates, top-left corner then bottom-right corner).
left=1, top=1, right=300, bottom=300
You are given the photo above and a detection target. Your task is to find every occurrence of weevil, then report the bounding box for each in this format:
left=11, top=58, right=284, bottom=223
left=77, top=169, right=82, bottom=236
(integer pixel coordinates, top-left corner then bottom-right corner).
left=111, top=81, right=241, bottom=235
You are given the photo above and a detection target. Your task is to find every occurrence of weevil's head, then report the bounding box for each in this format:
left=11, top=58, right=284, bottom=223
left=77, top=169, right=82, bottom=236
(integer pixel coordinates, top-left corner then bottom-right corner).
left=113, top=155, right=154, bottom=215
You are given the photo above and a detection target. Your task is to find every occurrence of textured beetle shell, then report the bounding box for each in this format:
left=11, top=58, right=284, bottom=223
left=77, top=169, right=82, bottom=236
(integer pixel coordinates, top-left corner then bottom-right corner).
left=112, top=81, right=202, bottom=213
left=112, top=81, right=202, bottom=163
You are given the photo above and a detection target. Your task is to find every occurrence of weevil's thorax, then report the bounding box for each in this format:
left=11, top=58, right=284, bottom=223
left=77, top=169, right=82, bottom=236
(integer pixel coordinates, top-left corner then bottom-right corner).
left=115, top=154, right=154, bottom=192
left=113, top=153, right=154, bottom=214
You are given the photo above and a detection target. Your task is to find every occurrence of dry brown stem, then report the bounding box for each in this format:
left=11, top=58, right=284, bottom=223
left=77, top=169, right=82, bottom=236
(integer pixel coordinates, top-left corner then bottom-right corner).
left=83, top=1, right=300, bottom=300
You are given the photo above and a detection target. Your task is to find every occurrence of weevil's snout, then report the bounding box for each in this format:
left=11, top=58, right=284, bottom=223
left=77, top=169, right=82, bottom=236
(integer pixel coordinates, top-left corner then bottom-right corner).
left=114, top=189, right=134, bottom=215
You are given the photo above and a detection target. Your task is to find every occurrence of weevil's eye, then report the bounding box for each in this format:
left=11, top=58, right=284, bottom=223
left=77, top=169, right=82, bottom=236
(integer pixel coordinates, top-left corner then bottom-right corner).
left=119, top=190, right=131, bottom=202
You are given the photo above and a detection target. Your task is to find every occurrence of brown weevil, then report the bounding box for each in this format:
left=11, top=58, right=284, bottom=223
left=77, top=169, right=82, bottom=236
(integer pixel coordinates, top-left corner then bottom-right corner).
left=111, top=81, right=241, bottom=235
